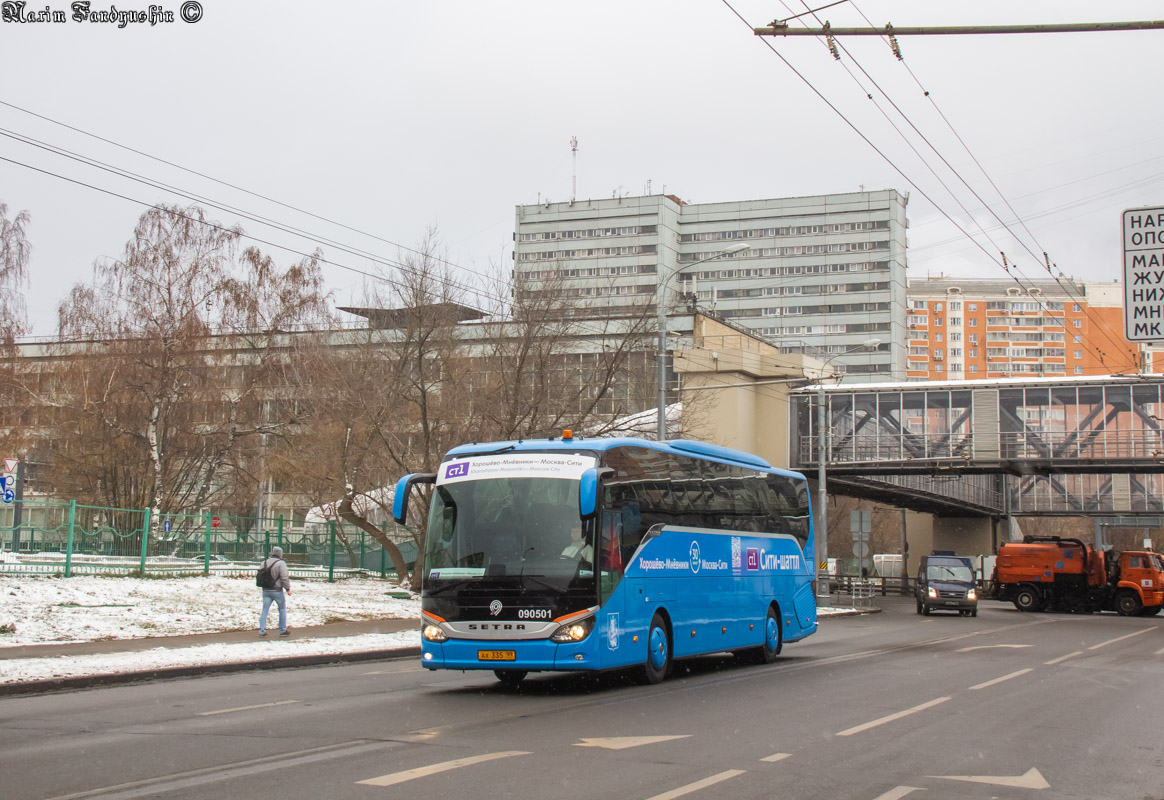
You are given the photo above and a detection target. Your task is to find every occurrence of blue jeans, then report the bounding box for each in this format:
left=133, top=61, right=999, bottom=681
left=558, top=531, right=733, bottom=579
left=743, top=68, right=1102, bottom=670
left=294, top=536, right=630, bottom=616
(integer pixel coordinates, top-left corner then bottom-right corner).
left=260, top=590, right=287, bottom=633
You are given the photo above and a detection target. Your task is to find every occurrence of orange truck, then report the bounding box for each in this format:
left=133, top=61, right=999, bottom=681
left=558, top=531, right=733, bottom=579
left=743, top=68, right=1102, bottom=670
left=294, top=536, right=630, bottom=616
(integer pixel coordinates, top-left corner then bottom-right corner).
left=991, top=536, right=1164, bottom=616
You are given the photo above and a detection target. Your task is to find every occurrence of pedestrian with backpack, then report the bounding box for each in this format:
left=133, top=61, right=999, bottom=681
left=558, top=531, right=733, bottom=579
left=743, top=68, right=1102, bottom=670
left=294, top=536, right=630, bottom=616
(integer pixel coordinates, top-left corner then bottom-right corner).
left=257, top=546, right=291, bottom=636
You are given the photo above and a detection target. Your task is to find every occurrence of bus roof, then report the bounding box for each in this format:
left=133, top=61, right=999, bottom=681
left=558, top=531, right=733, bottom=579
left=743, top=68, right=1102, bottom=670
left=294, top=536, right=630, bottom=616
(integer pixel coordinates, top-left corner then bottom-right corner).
left=444, top=437, right=807, bottom=481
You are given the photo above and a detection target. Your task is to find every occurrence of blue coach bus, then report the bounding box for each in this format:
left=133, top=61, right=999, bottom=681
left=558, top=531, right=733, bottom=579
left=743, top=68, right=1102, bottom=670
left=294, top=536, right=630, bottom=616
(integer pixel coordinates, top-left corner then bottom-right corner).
left=393, top=432, right=817, bottom=686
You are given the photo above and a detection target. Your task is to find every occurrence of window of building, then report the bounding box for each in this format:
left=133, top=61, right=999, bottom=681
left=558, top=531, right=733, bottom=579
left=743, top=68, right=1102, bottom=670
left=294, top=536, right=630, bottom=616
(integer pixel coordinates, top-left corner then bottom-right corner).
left=969, top=333, right=978, bottom=344
left=950, top=302, right=962, bottom=311
left=1073, top=303, right=1082, bottom=312
left=968, top=318, right=977, bottom=327
left=1073, top=319, right=1082, bottom=328
left=935, top=302, right=943, bottom=311
left=935, top=363, right=944, bottom=372
left=950, top=333, right=962, bottom=342
left=935, top=333, right=943, bottom=342
left=911, top=300, right=927, bottom=309
left=950, top=348, right=962, bottom=357
left=1074, top=335, right=1082, bottom=343
left=1074, top=350, right=1082, bottom=359
left=1075, top=366, right=1083, bottom=374
left=949, top=317, right=962, bottom=326
left=934, top=317, right=943, bottom=326
left=969, top=364, right=978, bottom=373
left=968, top=303, right=978, bottom=311
left=969, top=349, right=977, bottom=358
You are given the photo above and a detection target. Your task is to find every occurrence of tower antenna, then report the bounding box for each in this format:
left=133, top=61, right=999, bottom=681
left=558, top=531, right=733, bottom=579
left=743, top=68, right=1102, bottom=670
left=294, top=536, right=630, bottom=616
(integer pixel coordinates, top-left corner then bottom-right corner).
left=570, top=136, right=578, bottom=202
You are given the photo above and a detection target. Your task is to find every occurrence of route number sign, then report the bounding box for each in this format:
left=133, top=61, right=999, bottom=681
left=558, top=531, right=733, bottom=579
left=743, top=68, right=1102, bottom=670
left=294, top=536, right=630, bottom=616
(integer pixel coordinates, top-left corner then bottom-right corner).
left=1123, top=206, right=1164, bottom=342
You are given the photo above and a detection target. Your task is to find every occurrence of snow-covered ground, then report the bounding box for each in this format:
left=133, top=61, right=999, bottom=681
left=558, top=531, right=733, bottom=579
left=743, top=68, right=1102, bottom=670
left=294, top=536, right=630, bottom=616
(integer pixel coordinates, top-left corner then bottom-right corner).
left=0, top=575, right=417, bottom=645
left=0, top=575, right=421, bottom=685
left=0, top=575, right=854, bottom=686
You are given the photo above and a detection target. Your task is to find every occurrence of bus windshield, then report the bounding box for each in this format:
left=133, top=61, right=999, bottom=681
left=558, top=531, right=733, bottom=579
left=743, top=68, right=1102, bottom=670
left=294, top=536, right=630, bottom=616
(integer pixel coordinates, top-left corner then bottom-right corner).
left=424, top=453, right=598, bottom=589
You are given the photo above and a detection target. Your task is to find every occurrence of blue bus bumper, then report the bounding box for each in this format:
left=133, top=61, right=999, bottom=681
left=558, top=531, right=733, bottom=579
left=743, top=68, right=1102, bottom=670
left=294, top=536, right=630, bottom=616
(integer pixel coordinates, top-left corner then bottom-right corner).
left=422, top=637, right=597, bottom=672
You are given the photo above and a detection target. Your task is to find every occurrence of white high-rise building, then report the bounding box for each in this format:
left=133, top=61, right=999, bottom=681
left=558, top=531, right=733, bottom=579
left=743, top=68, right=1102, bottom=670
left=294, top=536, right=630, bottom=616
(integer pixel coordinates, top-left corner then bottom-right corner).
left=513, top=190, right=908, bottom=380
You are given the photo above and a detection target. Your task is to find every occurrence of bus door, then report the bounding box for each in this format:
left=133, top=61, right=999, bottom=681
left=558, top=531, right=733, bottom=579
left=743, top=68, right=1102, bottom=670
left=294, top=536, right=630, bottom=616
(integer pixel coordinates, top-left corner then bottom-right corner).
left=597, top=508, right=632, bottom=666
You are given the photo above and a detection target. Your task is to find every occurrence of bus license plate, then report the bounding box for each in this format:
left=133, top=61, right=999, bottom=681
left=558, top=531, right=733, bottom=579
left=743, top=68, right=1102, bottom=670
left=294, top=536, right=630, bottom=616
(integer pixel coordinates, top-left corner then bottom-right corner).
left=478, top=650, right=516, bottom=661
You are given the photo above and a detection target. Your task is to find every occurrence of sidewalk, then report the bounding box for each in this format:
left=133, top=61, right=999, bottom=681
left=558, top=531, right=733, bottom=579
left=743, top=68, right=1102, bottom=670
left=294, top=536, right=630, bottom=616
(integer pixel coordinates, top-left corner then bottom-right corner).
left=0, top=618, right=421, bottom=697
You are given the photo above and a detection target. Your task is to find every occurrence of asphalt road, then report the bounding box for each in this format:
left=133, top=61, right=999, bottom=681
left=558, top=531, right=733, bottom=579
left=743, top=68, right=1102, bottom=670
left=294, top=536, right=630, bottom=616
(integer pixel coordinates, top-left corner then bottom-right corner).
left=2, top=595, right=1161, bottom=800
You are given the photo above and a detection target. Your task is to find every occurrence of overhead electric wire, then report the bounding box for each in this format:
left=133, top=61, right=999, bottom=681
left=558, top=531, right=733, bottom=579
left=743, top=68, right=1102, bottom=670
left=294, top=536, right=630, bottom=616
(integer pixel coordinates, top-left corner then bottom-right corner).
left=783, top=0, right=1132, bottom=367
left=749, top=0, right=1133, bottom=368
left=0, top=129, right=662, bottom=344
left=844, top=2, right=1135, bottom=362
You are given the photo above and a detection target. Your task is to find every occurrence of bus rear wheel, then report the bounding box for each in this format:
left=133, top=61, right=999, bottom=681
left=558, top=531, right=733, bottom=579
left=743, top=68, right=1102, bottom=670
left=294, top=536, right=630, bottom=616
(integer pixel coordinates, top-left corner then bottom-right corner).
left=735, top=606, right=782, bottom=665
left=493, top=669, right=527, bottom=688
left=638, top=612, right=671, bottom=685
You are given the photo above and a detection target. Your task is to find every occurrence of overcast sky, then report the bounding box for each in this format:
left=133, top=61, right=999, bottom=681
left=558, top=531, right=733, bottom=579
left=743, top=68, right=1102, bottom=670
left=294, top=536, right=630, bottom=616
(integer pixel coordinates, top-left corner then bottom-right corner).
left=2, top=0, right=1160, bottom=336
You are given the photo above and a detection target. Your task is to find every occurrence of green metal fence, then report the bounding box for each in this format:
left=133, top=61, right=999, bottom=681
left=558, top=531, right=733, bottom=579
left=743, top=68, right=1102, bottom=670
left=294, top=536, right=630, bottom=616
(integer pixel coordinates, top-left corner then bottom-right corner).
left=0, top=499, right=416, bottom=582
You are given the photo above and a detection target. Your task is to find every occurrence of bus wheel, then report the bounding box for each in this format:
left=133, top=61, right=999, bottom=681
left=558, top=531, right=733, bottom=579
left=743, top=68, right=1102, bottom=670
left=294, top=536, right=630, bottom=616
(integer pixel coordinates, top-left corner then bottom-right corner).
left=493, top=669, right=527, bottom=688
left=1116, top=591, right=1142, bottom=617
left=638, top=612, right=671, bottom=685
left=759, top=606, right=783, bottom=663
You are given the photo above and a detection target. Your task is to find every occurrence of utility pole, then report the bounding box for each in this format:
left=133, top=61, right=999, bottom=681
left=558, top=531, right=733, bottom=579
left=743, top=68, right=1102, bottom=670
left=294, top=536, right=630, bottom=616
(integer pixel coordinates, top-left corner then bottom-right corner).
left=754, top=20, right=1164, bottom=37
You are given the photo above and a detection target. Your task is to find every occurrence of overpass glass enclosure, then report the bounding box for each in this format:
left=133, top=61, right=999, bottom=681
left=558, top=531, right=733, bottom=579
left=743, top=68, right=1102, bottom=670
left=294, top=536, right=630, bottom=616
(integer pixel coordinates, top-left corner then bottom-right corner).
left=790, top=377, right=1164, bottom=516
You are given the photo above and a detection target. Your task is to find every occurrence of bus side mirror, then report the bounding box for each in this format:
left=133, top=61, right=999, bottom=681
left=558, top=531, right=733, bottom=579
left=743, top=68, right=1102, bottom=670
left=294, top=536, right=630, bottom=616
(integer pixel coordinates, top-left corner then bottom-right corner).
left=393, top=472, right=436, bottom=525
left=579, top=467, right=614, bottom=520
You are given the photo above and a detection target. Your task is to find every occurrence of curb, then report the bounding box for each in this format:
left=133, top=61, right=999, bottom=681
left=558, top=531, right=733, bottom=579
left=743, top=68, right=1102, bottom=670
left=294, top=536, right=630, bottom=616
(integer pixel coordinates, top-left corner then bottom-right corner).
left=818, top=607, right=882, bottom=617
left=0, top=647, right=421, bottom=698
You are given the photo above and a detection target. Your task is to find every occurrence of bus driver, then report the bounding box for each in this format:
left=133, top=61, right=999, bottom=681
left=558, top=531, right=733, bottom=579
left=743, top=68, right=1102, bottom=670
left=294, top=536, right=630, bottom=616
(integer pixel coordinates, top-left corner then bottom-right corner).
left=561, top=523, right=594, bottom=566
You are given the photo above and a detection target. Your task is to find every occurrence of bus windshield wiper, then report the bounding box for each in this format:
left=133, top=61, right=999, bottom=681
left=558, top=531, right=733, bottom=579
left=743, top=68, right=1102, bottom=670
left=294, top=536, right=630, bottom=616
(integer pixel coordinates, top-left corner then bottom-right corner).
left=518, top=574, right=567, bottom=595
left=424, top=579, right=473, bottom=596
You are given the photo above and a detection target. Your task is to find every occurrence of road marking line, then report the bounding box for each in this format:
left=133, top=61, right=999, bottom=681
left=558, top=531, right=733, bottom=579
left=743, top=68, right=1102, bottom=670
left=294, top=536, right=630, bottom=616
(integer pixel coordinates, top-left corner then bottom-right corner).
left=760, top=752, right=791, bottom=763
left=1088, top=628, right=1153, bottom=650
left=956, top=644, right=1032, bottom=652
left=871, top=787, right=924, bottom=800
left=644, top=769, right=747, bottom=800
left=46, top=741, right=395, bottom=800
left=969, top=668, right=1033, bottom=691
left=356, top=751, right=530, bottom=787
left=198, top=700, right=298, bottom=716
left=836, top=697, right=950, bottom=737
left=576, top=736, right=690, bottom=750
left=1156, top=646, right=1164, bottom=656
left=1045, top=650, right=1083, bottom=665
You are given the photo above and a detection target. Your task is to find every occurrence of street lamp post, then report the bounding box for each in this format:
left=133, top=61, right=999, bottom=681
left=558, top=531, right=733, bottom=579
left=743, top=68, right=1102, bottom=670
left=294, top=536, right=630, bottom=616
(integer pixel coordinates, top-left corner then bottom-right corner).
left=815, top=338, right=880, bottom=592
left=657, top=243, right=750, bottom=440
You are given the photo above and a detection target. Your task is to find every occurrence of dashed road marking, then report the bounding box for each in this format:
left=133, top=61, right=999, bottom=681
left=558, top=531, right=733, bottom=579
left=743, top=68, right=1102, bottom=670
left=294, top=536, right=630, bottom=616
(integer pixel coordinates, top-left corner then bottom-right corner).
left=356, top=751, right=530, bottom=787
left=1045, top=650, right=1082, bottom=665
left=198, top=700, right=298, bottom=716
left=644, top=769, right=747, bottom=800
left=955, top=644, right=1032, bottom=652
left=1088, top=628, right=1153, bottom=650
left=836, top=697, right=950, bottom=737
left=969, top=668, right=1033, bottom=691
left=930, top=767, right=1049, bottom=789
left=760, top=752, right=791, bottom=763
left=576, top=736, right=690, bottom=750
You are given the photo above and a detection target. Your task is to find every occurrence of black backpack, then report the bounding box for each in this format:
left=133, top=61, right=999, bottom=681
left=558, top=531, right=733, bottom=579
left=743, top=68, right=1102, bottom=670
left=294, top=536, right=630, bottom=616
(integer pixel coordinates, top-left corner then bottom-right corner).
left=256, top=559, right=279, bottom=589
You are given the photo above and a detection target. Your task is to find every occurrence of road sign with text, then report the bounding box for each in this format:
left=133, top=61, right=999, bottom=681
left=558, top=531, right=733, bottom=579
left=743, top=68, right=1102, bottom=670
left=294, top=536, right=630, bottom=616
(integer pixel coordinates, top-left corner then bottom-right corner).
left=1123, top=206, right=1164, bottom=342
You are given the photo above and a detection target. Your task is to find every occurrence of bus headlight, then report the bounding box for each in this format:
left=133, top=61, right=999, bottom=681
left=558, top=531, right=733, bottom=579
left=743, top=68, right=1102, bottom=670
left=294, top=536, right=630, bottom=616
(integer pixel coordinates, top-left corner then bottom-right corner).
left=422, top=624, right=448, bottom=643
left=927, top=587, right=937, bottom=598
left=967, top=588, right=977, bottom=601
left=551, top=616, right=595, bottom=643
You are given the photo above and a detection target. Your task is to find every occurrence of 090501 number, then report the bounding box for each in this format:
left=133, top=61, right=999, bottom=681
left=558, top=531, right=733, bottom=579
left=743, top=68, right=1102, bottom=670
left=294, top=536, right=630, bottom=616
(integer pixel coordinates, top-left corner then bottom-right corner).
left=517, top=608, right=550, bottom=619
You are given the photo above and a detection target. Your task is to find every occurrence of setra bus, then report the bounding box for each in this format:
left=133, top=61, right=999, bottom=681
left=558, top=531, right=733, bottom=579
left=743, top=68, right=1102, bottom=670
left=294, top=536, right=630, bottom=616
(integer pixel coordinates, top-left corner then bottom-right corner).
left=392, top=431, right=817, bottom=686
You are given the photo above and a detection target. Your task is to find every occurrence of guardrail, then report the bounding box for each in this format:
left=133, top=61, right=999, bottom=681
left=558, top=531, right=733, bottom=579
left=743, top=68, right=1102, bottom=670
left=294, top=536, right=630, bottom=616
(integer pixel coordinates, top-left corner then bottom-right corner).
left=0, top=499, right=409, bottom=582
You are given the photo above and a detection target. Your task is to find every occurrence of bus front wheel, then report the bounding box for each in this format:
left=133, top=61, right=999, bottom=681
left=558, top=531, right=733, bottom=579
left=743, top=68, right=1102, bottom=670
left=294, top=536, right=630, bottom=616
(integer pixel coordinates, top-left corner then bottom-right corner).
left=493, top=669, right=527, bottom=688
left=638, top=612, right=671, bottom=685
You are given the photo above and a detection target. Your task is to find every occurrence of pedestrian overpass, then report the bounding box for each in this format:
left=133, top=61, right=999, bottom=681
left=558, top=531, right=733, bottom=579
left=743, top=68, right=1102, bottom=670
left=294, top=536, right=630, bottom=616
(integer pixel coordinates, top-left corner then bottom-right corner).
left=787, top=374, right=1164, bottom=517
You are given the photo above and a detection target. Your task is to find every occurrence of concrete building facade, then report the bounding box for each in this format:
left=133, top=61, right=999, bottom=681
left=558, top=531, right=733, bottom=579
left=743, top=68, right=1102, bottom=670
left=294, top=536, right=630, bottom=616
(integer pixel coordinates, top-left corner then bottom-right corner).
left=514, top=190, right=910, bottom=381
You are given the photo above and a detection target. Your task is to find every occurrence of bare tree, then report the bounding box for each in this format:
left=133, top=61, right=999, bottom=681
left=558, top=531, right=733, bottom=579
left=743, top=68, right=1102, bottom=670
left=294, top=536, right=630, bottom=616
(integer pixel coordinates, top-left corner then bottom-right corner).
left=0, top=202, right=31, bottom=343
left=275, top=239, right=660, bottom=589
left=28, top=204, right=331, bottom=523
